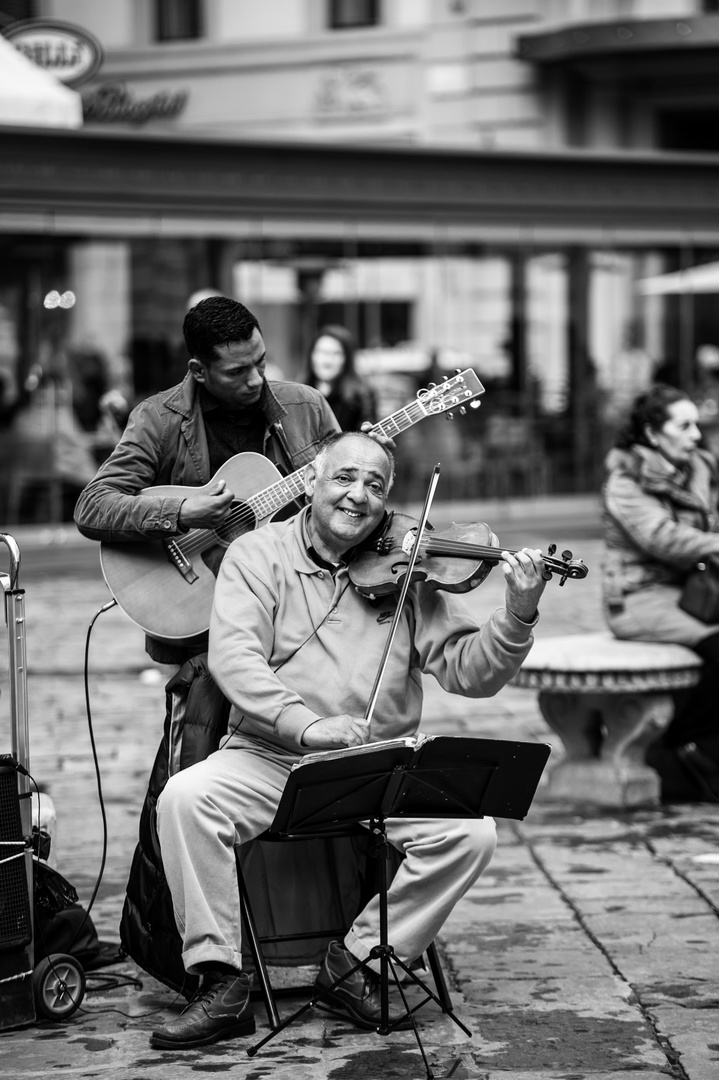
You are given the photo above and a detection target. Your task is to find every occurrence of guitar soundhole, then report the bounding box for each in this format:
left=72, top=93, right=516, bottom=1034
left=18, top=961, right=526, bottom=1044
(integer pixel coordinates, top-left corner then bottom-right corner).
left=201, top=501, right=258, bottom=577
left=215, top=500, right=257, bottom=546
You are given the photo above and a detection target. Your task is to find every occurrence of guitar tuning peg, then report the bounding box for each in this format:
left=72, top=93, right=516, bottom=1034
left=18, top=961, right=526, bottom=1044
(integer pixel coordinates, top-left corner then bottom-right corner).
left=562, top=550, right=572, bottom=561
left=470, top=400, right=481, bottom=409
left=459, top=406, right=466, bottom=415
left=455, top=367, right=461, bottom=374
left=428, top=382, right=436, bottom=390
left=548, top=543, right=557, bottom=557
left=445, top=411, right=454, bottom=420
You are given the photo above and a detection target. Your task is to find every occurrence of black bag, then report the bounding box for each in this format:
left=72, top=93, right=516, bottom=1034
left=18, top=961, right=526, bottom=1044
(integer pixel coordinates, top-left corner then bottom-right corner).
left=33, top=862, right=103, bottom=969
left=679, top=560, right=719, bottom=624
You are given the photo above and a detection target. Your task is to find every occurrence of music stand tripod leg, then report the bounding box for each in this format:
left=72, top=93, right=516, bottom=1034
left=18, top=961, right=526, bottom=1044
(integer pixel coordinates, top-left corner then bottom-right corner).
left=246, top=955, right=370, bottom=1057
left=247, top=817, right=470, bottom=1078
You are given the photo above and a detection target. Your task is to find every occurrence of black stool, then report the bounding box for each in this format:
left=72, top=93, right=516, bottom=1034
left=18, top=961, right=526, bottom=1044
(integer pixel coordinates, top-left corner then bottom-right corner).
left=235, top=825, right=452, bottom=1031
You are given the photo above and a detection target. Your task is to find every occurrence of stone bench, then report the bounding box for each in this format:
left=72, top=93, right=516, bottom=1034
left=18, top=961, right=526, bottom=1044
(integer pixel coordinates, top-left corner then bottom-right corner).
left=512, top=631, right=703, bottom=807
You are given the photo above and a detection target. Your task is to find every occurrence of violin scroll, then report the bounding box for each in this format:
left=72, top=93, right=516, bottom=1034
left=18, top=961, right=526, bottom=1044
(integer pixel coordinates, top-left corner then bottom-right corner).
left=542, top=545, right=588, bottom=585
left=543, top=543, right=588, bottom=586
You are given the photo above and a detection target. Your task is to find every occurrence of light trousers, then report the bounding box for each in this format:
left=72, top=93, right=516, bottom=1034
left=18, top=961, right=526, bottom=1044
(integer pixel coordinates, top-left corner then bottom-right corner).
left=156, top=737, right=497, bottom=975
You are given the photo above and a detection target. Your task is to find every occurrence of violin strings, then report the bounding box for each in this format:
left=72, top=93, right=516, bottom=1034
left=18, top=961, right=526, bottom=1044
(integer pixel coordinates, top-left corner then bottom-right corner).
left=418, top=536, right=577, bottom=574
left=420, top=537, right=504, bottom=559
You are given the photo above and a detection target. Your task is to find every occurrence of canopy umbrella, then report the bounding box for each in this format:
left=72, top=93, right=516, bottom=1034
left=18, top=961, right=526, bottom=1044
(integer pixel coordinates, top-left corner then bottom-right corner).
left=0, top=33, right=82, bottom=128
left=636, top=261, right=719, bottom=295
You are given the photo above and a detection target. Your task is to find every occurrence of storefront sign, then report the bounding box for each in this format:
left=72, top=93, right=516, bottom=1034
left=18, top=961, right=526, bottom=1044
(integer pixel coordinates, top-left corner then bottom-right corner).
left=82, top=83, right=188, bottom=125
left=4, top=19, right=103, bottom=88
left=315, top=67, right=385, bottom=118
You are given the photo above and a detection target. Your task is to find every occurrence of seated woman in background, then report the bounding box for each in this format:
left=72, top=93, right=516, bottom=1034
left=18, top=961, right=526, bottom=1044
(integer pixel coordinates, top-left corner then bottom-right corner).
left=602, top=383, right=719, bottom=803
left=303, top=325, right=377, bottom=432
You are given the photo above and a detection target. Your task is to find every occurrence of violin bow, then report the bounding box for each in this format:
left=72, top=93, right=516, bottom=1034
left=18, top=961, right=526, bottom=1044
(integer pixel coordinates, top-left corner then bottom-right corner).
left=364, top=464, right=442, bottom=730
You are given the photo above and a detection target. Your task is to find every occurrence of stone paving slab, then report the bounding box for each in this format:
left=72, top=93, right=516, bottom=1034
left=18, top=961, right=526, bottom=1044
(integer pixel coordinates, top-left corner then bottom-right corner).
left=2, top=525, right=719, bottom=1078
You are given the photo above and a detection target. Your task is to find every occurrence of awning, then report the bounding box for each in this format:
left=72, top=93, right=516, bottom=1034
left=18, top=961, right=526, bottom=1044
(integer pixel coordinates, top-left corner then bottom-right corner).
left=636, top=261, right=719, bottom=294
left=0, top=33, right=82, bottom=128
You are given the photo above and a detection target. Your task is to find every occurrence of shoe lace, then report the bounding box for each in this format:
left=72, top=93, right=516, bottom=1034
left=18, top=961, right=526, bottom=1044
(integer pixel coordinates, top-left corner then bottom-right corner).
left=182, top=976, right=227, bottom=1013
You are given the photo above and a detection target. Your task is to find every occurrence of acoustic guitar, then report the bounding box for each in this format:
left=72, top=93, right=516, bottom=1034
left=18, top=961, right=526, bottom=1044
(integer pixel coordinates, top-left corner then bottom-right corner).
left=99, top=369, right=484, bottom=641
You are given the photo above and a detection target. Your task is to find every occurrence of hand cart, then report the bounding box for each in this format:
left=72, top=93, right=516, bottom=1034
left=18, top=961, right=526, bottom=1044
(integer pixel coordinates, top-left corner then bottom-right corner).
left=1, top=532, right=85, bottom=1028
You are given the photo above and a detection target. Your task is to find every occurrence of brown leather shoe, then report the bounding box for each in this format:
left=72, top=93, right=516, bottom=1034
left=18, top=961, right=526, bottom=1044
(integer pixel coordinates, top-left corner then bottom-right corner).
left=314, top=940, right=411, bottom=1030
left=150, top=970, right=255, bottom=1049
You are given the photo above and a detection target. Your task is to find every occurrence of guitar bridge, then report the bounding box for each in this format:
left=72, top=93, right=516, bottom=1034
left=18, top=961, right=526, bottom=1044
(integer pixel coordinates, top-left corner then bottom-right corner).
left=164, top=539, right=199, bottom=584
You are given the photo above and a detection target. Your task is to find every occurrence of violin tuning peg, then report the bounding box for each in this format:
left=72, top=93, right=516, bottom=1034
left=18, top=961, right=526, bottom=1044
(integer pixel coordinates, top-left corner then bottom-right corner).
left=562, top=550, right=573, bottom=561
left=558, top=576, right=567, bottom=587
left=548, top=543, right=557, bottom=557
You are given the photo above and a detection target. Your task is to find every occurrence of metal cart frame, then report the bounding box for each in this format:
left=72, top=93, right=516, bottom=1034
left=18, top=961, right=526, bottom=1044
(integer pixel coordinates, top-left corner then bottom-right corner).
left=1, top=533, right=85, bottom=1027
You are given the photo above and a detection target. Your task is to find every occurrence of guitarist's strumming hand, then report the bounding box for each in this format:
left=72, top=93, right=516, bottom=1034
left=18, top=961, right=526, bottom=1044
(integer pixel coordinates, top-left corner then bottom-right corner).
left=301, top=714, right=371, bottom=749
left=178, top=480, right=235, bottom=530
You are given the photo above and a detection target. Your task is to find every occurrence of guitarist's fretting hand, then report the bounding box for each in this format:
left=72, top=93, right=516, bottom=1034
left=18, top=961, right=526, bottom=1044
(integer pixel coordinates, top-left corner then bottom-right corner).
left=361, top=420, right=396, bottom=452
left=178, top=480, right=236, bottom=530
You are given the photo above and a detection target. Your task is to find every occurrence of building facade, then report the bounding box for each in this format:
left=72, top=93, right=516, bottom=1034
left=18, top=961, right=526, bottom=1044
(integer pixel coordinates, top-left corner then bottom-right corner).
left=3, top=0, right=719, bottom=516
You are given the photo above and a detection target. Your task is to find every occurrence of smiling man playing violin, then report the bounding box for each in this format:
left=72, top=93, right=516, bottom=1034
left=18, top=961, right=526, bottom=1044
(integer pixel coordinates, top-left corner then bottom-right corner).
left=151, top=431, right=548, bottom=1050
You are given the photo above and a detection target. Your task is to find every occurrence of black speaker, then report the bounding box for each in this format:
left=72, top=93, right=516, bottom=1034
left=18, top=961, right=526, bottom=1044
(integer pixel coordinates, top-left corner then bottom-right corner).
left=0, top=756, right=35, bottom=1029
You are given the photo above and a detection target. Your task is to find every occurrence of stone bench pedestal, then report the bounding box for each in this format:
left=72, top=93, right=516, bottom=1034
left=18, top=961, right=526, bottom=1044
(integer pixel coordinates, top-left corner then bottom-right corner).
left=512, top=632, right=703, bottom=807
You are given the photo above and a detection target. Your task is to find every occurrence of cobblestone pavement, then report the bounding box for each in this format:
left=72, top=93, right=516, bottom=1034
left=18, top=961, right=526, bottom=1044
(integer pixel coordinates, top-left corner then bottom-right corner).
left=1, top=500, right=718, bottom=1079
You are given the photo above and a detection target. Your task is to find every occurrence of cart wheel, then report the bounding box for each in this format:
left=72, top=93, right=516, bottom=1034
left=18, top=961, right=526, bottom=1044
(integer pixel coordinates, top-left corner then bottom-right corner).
left=33, top=953, right=85, bottom=1021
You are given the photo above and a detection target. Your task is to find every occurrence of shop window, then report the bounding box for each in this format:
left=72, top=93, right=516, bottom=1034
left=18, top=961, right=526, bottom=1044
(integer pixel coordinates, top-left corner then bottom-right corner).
left=328, top=0, right=380, bottom=30
left=154, top=0, right=203, bottom=42
left=318, top=301, right=409, bottom=349
left=658, top=108, right=719, bottom=152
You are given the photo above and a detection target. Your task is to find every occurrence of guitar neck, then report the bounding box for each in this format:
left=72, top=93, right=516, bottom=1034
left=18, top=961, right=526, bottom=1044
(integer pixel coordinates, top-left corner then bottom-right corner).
left=245, top=401, right=432, bottom=520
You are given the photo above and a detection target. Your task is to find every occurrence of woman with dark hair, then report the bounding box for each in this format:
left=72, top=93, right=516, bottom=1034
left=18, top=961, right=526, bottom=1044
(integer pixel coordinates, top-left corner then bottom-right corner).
left=303, top=325, right=377, bottom=432
left=602, top=383, right=719, bottom=801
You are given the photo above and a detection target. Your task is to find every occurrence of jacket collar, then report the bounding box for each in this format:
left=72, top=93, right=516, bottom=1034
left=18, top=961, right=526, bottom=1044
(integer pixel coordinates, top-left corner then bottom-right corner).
left=608, top=444, right=709, bottom=515
left=163, top=373, right=199, bottom=419
left=162, top=373, right=288, bottom=425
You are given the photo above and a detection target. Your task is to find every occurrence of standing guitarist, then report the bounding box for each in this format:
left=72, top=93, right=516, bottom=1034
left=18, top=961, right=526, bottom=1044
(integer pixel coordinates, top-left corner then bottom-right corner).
left=75, top=295, right=383, bottom=665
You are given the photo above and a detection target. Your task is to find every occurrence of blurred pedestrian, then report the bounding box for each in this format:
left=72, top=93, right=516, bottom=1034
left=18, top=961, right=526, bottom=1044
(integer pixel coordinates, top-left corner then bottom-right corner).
left=601, top=383, right=719, bottom=802
left=303, top=324, right=376, bottom=431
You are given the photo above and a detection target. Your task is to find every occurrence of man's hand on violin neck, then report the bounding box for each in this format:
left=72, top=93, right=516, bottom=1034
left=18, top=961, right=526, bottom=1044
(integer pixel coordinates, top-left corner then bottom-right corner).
left=500, top=547, right=547, bottom=623
left=301, top=714, right=371, bottom=749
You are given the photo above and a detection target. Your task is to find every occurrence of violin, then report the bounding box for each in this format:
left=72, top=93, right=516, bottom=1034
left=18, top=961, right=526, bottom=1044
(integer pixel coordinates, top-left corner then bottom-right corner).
left=349, top=512, right=589, bottom=598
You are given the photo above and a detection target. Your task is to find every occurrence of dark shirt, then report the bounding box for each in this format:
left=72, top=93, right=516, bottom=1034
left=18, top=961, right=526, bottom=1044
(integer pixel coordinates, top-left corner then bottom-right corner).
left=199, top=387, right=267, bottom=475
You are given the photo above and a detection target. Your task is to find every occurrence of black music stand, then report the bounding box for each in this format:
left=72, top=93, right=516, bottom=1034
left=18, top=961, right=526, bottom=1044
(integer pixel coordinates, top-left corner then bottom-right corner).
left=246, top=735, right=550, bottom=1078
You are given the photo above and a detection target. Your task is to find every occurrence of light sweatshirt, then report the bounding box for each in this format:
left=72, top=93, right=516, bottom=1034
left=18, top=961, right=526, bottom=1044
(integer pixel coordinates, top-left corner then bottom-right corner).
left=209, top=506, right=537, bottom=756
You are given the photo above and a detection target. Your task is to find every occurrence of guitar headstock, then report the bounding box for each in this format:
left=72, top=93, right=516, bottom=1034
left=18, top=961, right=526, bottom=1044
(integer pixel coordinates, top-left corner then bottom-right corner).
left=417, top=369, right=485, bottom=419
